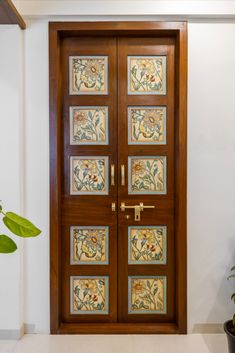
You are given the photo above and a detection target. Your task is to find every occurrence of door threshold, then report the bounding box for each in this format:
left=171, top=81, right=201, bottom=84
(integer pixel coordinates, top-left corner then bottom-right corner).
left=54, top=323, right=182, bottom=334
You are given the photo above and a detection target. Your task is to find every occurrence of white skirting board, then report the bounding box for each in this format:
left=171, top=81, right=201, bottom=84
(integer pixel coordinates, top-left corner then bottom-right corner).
left=0, top=324, right=36, bottom=340
left=0, top=326, right=24, bottom=340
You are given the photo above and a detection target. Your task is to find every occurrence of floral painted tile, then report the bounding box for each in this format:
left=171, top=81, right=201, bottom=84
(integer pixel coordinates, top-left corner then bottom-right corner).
left=70, top=56, right=108, bottom=95
left=128, top=107, right=166, bottom=145
left=70, top=156, right=109, bottom=195
left=128, top=276, right=167, bottom=314
left=70, top=107, right=108, bottom=145
left=70, top=226, right=109, bottom=265
left=128, top=56, right=166, bottom=95
left=128, top=226, right=167, bottom=264
left=71, top=276, right=109, bottom=314
left=128, top=156, right=166, bottom=194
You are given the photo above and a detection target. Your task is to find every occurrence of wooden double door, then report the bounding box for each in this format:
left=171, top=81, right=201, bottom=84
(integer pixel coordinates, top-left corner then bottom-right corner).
left=50, top=22, right=187, bottom=334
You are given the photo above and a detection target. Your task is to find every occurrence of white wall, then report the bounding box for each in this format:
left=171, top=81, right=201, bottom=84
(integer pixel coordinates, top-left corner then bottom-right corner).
left=1, top=19, right=235, bottom=335
left=188, top=23, right=235, bottom=331
left=0, top=26, right=24, bottom=338
left=23, top=21, right=50, bottom=334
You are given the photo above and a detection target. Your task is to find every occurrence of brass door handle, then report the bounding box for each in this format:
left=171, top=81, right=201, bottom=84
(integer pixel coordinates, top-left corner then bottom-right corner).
left=111, top=164, right=115, bottom=186
left=121, top=165, right=125, bottom=186
left=120, top=202, right=155, bottom=221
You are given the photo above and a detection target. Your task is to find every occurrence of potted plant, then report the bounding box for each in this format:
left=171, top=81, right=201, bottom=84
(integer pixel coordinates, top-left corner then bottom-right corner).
left=0, top=202, right=41, bottom=253
left=224, top=266, right=235, bottom=353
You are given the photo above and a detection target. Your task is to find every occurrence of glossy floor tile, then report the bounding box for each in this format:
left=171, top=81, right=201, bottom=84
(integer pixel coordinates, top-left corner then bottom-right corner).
left=0, top=340, right=17, bottom=353
left=0, top=334, right=228, bottom=353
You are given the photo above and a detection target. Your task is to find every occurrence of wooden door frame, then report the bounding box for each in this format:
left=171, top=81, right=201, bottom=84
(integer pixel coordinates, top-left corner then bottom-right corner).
left=49, top=21, right=187, bottom=334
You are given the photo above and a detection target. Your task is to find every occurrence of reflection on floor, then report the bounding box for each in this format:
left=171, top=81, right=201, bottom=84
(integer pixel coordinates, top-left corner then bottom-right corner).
left=0, top=334, right=227, bottom=353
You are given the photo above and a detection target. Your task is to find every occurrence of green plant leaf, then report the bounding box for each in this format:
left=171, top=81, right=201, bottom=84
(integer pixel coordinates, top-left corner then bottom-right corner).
left=233, top=313, right=235, bottom=327
left=0, top=234, right=17, bottom=253
left=227, top=274, right=235, bottom=280
left=231, top=266, right=235, bottom=271
left=3, top=212, right=41, bottom=238
left=231, top=293, right=235, bottom=302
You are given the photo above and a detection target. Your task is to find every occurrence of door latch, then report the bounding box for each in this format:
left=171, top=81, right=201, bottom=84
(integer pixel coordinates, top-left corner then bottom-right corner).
left=120, top=202, right=155, bottom=221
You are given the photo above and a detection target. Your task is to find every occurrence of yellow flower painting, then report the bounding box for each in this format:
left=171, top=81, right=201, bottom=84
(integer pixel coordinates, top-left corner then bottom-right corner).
left=70, top=56, right=108, bottom=95
left=128, top=56, right=166, bottom=95
left=128, top=107, right=166, bottom=144
left=70, top=156, right=108, bottom=195
left=71, top=276, right=109, bottom=314
left=129, top=276, right=166, bottom=314
left=70, top=106, right=108, bottom=145
left=70, top=226, right=109, bottom=265
left=128, top=226, right=167, bottom=264
left=128, top=156, right=167, bottom=194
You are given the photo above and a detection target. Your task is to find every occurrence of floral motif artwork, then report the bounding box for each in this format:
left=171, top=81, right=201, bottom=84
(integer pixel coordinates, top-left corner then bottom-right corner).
left=71, top=276, right=109, bottom=314
left=128, top=156, right=166, bottom=194
left=70, top=226, right=109, bottom=265
left=69, top=56, right=108, bottom=95
left=70, top=107, right=108, bottom=145
left=128, top=276, right=167, bottom=314
left=128, top=226, right=167, bottom=264
left=128, top=107, right=166, bottom=145
left=70, top=156, right=108, bottom=195
left=128, top=56, right=166, bottom=95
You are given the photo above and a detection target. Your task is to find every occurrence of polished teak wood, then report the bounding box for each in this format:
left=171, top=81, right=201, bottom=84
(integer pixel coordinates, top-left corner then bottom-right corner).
left=49, top=21, right=187, bottom=334
left=0, top=0, right=26, bottom=29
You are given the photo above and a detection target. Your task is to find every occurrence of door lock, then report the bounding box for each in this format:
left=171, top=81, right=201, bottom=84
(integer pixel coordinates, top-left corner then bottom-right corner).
left=120, top=202, right=155, bottom=221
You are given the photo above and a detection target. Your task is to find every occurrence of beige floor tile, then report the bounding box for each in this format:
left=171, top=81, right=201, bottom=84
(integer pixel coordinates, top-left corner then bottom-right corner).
left=131, top=334, right=228, bottom=353
left=6, top=333, right=228, bottom=353
left=68, top=334, right=133, bottom=353
left=0, top=340, right=17, bottom=353
left=13, top=335, right=71, bottom=353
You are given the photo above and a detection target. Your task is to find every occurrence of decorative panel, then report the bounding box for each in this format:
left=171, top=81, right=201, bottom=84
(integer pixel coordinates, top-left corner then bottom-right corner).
left=70, top=226, right=109, bottom=265
left=70, top=156, right=109, bottom=195
left=70, top=106, right=108, bottom=145
left=128, top=276, right=167, bottom=314
left=128, top=156, right=167, bottom=194
left=128, top=56, right=166, bottom=95
left=128, top=226, right=167, bottom=264
left=70, top=276, right=109, bottom=315
left=69, top=56, right=108, bottom=95
left=128, top=106, right=166, bottom=145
